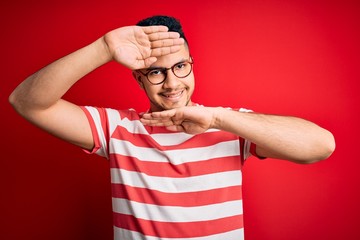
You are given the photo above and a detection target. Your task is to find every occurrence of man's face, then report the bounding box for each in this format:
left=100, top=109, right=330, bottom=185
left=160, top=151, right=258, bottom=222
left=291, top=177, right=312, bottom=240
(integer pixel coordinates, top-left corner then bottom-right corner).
left=134, top=45, right=195, bottom=112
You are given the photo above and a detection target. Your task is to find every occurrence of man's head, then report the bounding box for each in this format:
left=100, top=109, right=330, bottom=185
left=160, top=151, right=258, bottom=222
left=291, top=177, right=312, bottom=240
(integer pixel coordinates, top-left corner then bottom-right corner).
left=133, top=15, right=194, bottom=112
left=136, top=15, right=188, bottom=46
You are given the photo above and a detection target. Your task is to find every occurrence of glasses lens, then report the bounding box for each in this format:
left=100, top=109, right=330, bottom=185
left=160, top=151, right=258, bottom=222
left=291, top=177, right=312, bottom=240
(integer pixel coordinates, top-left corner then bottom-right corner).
left=147, top=69, right=166, bottom=84
left=173, top=62, right=192, bottom=78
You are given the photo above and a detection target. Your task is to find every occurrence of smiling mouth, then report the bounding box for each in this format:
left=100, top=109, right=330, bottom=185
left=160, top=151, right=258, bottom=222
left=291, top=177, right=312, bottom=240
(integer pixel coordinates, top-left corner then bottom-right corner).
left=161, top=90, right=184, bottom=99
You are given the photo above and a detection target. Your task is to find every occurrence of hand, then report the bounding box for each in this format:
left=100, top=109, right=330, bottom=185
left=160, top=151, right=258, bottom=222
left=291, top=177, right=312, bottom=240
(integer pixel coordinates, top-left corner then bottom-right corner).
left=140, top=106, right=217, bottom=134
left=104, top=25, right=184, bottom=69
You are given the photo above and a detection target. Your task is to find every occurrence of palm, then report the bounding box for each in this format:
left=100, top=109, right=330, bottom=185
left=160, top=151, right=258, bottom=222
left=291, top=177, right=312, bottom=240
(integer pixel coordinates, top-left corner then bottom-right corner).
left=105, top=27, right=150, bottom=69
left=104, top=26, right=184, bottom=70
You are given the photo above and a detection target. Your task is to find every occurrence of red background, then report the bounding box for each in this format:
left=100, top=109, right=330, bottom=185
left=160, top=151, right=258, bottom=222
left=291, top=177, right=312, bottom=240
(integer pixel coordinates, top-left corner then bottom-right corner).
left=1, top=0, right=359, bottom=239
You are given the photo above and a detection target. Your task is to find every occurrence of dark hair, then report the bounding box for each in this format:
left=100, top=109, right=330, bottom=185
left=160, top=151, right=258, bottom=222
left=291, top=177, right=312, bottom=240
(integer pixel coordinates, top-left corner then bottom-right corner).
left=136, top=15, right=188, bottom=44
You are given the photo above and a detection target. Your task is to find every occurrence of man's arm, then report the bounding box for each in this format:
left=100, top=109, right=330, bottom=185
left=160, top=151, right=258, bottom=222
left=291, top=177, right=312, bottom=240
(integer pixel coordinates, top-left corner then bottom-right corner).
left=140, top=106, right=335, bottom=164
left=9, top=26, right=184, bottom=151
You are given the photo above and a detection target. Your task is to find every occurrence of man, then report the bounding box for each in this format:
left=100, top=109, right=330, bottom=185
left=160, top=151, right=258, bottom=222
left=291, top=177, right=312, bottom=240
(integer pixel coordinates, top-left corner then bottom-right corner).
left=9, top=16, right=335, bottom=239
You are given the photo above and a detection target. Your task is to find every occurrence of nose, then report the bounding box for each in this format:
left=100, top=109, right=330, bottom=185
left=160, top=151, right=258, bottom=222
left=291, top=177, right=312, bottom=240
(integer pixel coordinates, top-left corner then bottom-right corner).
left=162, top=69, right=180, bottom=89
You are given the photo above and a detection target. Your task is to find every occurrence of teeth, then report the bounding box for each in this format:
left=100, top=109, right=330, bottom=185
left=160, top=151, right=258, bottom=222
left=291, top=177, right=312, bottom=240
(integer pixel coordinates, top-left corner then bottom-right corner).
left=165, top=91, right=183, bottom=98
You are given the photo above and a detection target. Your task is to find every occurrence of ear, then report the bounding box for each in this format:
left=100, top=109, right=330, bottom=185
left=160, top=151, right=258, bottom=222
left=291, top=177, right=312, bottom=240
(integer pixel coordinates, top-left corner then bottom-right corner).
left=132, top=71, right=144, bottom=90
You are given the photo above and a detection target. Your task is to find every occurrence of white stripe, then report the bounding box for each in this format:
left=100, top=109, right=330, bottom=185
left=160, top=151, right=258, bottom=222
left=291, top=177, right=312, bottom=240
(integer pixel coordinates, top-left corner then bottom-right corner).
left=107, top=109, right=149, bottom=135
left=85, top=106, right=108, bottom=158
left=150, top=129, right=220, bottom=146
left=111, top=169, right=242, bottom=193
left=110, top=139, right=240, bottom=165
left=106, top=108, right=124, bottom=135
left=112, top=198, right=242, bottom=222
left=150, top=132, right=194, bottom=146
left=114, top=227, right=244, bottom=240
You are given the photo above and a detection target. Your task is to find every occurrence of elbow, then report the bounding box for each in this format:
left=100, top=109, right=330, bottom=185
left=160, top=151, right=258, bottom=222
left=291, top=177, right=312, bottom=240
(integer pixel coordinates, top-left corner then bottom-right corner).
left=319, top=130, right=336, bottom=160
left=302, top=130, right=336, bottom=164
left=9, top=90, right=19, bottom=110
left=9, top=89, right=29, bottom=117
left=9, top=90, right=23, bottom=114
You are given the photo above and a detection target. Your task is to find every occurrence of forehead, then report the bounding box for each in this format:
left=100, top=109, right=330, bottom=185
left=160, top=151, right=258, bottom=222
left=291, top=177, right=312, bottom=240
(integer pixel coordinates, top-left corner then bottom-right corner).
left=150, top=45, right=190, bottom=68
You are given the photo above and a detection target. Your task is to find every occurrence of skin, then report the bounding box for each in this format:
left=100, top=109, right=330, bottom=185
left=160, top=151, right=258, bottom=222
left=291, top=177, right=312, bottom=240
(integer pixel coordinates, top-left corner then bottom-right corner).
left=133, top=44, right=194, bottom=112
left=9, top=24, right=335, bottom=164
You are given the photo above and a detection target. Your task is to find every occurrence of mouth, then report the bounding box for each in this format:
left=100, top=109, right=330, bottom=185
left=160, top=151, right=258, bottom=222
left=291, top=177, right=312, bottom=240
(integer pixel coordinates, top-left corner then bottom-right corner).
left=160, top=90, right=184, bottom=100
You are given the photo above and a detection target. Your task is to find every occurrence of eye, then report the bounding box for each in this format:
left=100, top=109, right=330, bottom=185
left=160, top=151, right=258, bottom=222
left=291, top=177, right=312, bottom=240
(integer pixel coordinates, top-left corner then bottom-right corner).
left=148, top=69, right=164, bottom=76
left=174, top=62, right=187, bottom=70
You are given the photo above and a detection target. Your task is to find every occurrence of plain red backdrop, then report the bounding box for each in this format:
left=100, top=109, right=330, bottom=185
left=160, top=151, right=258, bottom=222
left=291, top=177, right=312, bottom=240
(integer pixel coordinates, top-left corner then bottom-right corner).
left=1, top=0, right=359, bottom=239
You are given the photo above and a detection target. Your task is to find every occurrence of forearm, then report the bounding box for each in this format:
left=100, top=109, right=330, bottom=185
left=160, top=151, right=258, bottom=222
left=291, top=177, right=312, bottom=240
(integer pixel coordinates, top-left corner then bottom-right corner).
left=212, top=108, right=335, bottom=163
left=9, top=37, right=111, bottom=113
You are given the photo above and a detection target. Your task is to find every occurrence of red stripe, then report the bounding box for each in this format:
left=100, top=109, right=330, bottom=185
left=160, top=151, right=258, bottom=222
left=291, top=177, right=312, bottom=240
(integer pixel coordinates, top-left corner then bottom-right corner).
left=113, top=213, right=243, bottom=238
left=119, top=109, right=144, bottom=121
left=109, top=155, right=241, bottom=177
left=112, top=184, right=242, bottom=207
left=111, top=125, right=238, bottom=150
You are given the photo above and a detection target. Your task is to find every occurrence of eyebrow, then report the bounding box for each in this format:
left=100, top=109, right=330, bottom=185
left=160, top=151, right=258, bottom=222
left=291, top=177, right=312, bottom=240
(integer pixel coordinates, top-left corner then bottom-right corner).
left=146, top=57, right=189, bottom=71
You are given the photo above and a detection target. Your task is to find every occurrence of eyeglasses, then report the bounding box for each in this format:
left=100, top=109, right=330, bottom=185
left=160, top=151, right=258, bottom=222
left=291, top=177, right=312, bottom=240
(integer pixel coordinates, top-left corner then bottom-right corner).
left=137, top=58, right=194, bottom=85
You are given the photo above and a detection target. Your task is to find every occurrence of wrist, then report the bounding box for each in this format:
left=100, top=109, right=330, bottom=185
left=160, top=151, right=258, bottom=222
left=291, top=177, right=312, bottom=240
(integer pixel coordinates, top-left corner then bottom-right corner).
left=210, top=107, right=228, bottom=130
left=95, top=36, right=113, bottom=64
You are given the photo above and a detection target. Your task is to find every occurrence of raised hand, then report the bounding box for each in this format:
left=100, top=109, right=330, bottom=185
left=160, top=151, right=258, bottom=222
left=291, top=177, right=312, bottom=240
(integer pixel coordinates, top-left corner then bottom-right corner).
left=104, top=25, right=185, bottom=70
left=140, top=106, right=217, bottom=134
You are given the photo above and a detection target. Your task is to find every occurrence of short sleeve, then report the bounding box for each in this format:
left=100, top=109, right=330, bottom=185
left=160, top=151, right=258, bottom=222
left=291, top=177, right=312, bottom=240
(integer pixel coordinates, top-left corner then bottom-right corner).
left=80, top=106, right=110, bottom=159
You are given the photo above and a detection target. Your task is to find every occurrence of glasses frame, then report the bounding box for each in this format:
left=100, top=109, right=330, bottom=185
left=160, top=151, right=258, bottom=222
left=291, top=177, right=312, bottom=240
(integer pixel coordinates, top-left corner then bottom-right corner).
left=137, top=57, right=194, bottom=85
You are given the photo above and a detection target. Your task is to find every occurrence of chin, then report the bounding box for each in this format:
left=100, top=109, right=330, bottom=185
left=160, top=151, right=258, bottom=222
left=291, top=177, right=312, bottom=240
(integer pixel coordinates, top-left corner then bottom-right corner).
left=150, top=95, right=192, bottom=111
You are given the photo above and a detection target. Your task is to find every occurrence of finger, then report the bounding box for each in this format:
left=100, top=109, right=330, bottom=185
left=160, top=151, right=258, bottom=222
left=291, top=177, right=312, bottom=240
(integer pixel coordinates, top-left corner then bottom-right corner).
left=141, top=112, right=161, bottom=120
left=141, top=116, right=173, bottom=124
left=146, top=110, right=176, bottom=119
left=141, top=111, right=175, bottom=122
left=140, top=114, right=170, bottom=122
left=142, top=25, right=169, bottom=34
left=151, top=38, right=184, bottom=49
left=140, top=118, right=174, bottom=127
left=148, top=31, right=181, bottom=41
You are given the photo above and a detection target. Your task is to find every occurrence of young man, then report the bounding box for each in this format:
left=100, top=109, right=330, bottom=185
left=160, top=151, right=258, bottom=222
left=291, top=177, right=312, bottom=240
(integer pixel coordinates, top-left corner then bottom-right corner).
left=9, top=16, right=335, bottom=239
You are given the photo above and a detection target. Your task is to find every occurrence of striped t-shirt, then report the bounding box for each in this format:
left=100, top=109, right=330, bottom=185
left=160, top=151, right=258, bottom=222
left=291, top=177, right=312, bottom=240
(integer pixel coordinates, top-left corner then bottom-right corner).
left=81, top=106, right=255, bottom=240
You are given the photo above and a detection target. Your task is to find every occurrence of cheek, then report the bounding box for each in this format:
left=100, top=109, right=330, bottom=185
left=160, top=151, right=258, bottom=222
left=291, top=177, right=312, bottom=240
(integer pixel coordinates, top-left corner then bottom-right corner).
left=185, top=75, right=195, bottom=89
left=143, top=85, right=159, bottom=98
